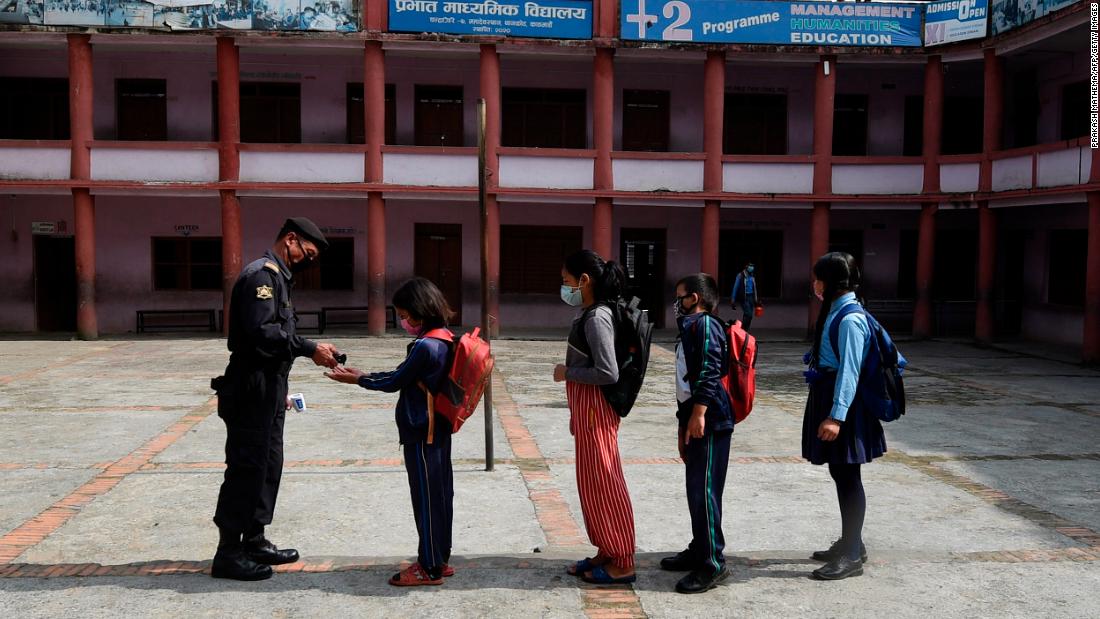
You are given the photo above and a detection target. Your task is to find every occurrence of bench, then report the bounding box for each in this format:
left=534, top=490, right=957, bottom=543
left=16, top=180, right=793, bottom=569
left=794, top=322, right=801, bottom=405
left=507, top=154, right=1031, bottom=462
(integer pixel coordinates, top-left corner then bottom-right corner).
left=136, top=309, right=217, bottom=333
left=320, top=306, right=397, bottom=332
left=864, top=299, right=914, bottom=333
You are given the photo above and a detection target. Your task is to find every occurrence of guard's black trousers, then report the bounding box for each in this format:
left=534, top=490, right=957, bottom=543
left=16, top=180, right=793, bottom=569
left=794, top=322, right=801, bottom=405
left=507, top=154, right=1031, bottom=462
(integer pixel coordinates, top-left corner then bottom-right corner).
left=213, top=362, right=290, bottom=534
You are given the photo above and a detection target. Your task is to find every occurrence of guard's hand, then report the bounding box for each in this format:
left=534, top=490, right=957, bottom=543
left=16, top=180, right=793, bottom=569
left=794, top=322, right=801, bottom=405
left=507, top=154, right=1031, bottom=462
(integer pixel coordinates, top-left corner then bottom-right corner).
left=325, top=366, right=364, bottom=385
left=312, top=343, right=339, bottom=369
left=818, top=418, right=841, bottom=442
left=285, top=397, right=292, bottom=411
left=553, top=364, right=568, bottom=383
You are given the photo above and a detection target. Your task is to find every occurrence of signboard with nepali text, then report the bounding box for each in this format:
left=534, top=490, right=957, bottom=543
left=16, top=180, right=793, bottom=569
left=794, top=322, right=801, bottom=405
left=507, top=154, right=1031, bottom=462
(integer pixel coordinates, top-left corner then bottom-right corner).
left=388, top=0, right=593, bottom=39
left=620, top=0, right=922, bottom=47
left=924, top=0, right=988, bottom=46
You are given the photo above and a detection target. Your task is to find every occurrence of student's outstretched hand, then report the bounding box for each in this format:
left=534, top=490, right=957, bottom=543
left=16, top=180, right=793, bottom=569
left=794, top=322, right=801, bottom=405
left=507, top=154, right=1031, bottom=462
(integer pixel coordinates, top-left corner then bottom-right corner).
left=325, top=366, right=365, bottom=385
left=553, top=364, right=568, bottom=382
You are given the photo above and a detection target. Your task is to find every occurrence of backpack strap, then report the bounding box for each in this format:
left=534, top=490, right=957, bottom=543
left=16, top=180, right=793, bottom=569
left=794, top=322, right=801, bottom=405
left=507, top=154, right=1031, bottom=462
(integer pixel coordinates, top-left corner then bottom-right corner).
left=827, top=303, right=864, bottom=362
left=421, top=328, right=454, bottom=343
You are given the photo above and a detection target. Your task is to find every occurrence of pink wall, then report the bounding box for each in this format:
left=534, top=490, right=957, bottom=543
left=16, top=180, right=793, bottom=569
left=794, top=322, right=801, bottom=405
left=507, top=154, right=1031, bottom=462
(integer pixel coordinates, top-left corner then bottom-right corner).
left=0, top=195, right=72, bottom=332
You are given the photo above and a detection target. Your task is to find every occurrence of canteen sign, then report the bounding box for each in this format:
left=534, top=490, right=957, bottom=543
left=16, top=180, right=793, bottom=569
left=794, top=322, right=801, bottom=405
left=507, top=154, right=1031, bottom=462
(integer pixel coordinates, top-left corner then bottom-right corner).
left=388, top=0, right=593, bottom=39
left=924, top=0, right=988, bottom=46
left=621, top=0, right=922, bottom=47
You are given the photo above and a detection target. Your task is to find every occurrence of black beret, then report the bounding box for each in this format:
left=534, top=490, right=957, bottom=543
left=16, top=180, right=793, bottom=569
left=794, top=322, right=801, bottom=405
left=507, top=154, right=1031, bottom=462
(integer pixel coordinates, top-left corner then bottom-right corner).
left=279, top=217, right=329, bottom=252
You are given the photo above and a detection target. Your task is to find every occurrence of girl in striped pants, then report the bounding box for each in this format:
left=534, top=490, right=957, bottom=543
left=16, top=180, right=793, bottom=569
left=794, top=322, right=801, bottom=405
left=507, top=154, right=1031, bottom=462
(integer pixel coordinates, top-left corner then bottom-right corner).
left=553, top=250, right=637, bottom=585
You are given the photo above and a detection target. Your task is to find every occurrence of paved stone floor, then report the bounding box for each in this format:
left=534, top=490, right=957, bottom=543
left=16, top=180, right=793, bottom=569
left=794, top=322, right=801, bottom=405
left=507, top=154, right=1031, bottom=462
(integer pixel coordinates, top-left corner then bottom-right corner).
left=0, top=334, right=1098, bottom=618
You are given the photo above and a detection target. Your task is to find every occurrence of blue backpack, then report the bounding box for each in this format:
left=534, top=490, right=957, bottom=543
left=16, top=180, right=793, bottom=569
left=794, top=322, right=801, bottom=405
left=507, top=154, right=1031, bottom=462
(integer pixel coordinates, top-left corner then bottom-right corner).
left=829, top=304, right=908, bottom=422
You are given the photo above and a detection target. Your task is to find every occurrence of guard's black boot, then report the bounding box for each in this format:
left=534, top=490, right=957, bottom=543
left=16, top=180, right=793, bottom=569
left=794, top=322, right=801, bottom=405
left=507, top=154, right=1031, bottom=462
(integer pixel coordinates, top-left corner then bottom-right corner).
left=675, top=566, right=730, bottom=594
left=811, top=539, right=867, bottom=563
left=660, top=549, right=698, bottom=572
left=812, top=556, right=864, bottom=581
left=244, top=533, right=300, bottom=566
left=212, top=529, right=273, bottom=581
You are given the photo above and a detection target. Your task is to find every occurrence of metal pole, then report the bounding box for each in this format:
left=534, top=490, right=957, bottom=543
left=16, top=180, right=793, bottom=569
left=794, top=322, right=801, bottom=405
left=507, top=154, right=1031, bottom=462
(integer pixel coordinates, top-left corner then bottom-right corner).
left=478, top=98, right=495, bottom=472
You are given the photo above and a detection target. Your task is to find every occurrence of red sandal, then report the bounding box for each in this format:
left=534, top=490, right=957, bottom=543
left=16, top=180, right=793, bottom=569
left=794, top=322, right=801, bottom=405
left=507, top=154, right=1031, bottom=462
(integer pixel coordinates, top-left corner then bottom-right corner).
left=442, top=564, right=455, bottom=577
left=388, top=563, right=444, bottom=587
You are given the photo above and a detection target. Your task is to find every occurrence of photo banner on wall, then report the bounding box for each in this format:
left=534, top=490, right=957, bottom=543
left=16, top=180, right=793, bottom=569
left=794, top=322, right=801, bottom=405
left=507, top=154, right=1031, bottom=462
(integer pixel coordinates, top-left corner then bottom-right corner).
left=388, top=0, right=593, bottom=39
left=991, top=0, right=1080, bottom=35
left=925, top=0, right=988, bottom=46
left=0, top=0, right=359, bottom=30
left=620, top=0, right=923, bottom=47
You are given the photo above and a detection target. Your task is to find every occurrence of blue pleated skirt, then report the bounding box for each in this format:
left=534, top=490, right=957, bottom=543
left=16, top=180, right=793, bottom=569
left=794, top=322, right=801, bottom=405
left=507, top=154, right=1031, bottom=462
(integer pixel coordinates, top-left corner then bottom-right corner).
left=801, top=371, right=887, bottom=466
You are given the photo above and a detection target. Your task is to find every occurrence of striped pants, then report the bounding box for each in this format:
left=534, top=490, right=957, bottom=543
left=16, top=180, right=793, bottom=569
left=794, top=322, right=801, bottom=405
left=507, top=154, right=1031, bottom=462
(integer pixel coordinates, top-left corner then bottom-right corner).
left=567, top=382, right=636, bottom=569
left=402, top=422, right=453, bottom=574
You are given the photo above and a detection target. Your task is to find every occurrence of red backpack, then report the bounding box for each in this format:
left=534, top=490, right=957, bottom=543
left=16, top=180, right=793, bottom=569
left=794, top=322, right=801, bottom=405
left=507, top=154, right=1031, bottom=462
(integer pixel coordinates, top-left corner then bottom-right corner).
left=419, top=327, right=495, bottom=444
left=720, top=320, right=757, bottom=423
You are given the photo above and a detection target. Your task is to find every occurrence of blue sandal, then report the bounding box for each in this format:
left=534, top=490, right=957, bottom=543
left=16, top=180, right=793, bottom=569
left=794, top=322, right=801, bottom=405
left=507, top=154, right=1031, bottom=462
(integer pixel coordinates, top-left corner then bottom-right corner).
left=567, top=557, right=596, bottom=577
left=582, top=564, right=637, bottom=585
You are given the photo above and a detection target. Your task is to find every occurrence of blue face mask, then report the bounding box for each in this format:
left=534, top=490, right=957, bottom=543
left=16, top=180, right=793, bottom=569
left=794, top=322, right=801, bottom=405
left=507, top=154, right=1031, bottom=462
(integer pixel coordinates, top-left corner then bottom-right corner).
left=747, top=266, right=755, bottom=274
left=560, top=285, right=583, bottom=307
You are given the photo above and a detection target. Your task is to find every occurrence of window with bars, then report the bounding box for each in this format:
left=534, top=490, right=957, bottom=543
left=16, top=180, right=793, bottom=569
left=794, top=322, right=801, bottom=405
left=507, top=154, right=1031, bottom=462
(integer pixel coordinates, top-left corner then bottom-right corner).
left=152, top=237, right=222, bottom=291
left=293, top=237, right=355, bottom=291
left=500, top=225, right=583, bottom=293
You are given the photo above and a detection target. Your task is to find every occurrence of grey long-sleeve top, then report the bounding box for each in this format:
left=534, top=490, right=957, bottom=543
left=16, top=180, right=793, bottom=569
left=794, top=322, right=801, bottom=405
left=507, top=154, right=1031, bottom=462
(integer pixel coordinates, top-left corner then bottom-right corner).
left=564, top=304, right=620, bottom=386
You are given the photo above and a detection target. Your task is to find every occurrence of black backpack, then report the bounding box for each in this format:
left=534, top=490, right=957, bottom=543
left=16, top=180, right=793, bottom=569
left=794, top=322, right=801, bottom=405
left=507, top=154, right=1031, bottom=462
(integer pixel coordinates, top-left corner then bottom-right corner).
left=575, top=297, right=654, bottom=417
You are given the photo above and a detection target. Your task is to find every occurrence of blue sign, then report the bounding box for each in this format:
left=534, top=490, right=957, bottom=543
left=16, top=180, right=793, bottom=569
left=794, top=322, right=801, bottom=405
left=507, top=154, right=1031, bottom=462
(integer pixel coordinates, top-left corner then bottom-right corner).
left=389, top=0, right=593, bottom=39
left=991, top=0, right=1079, bottom=35
left=925, top=0, right=988, bottom=46
left=621, top=0, right=922, bottom=47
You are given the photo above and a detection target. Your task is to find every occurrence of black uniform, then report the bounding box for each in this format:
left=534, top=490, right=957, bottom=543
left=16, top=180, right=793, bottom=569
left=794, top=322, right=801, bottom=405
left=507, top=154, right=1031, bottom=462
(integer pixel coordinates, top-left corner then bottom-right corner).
left=212, top=250, right=317, bottom=535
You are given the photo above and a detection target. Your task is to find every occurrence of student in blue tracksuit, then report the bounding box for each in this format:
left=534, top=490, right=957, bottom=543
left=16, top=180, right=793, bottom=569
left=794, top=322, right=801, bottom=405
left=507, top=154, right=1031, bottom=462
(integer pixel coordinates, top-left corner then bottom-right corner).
left=730, top=263, right=758, bottom=331
left=326, top=277, right=456, bottom=587
left=802, top=252, right=886, bottom=581
left=660, top=273, right=734, bottom=594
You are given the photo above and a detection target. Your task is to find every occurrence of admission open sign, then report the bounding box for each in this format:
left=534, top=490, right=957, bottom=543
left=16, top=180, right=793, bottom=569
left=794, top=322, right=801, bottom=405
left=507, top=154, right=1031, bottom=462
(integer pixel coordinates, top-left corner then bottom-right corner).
left=621, top=0, right=923, bottom=47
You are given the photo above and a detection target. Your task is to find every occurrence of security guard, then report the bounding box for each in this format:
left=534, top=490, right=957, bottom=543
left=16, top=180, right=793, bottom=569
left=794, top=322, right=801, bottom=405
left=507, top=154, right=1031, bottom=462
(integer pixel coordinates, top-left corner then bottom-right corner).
left=210, top=217, right=341, bottom=581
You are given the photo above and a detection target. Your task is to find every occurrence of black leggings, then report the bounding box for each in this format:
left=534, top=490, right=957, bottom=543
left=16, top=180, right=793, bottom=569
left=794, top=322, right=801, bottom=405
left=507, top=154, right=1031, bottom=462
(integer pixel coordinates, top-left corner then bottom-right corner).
left=828, top=462, right=866, bottom=560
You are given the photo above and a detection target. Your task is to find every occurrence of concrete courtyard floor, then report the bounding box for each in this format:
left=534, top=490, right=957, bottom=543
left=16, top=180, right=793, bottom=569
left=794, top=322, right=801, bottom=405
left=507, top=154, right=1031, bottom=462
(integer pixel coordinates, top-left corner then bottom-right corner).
left=0, top=333, right=1098, bottom=618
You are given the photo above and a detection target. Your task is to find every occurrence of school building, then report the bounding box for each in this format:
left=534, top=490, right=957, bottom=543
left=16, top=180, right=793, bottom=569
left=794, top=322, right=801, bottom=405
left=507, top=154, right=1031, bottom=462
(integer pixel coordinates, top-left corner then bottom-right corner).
left=0, top=0, right=1097, bottom=361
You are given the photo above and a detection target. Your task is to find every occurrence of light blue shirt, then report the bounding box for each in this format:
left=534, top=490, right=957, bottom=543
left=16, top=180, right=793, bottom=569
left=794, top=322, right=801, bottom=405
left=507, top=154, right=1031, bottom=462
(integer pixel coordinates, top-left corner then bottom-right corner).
left=818, top=292, right=871, bottom=422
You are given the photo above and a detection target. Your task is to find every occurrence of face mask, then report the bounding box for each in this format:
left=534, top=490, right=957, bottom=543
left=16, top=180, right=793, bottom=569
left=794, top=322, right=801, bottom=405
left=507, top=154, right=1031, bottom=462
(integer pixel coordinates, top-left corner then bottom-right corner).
left=560, top=285, right=583, bottom=307
left=401, top=318, right=421, bottom=337
left=674, top=295, right=697, bottom=318
left=747, top=266, right=754, bottom=274
left=289, top=239, right=314, bottom=274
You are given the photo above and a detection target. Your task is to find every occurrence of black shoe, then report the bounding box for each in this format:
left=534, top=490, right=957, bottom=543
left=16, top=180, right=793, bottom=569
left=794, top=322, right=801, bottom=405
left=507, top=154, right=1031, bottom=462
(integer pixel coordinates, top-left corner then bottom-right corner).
left=811, top=539, right=867, bottom=563
left=211, top=545, right=274, bottom=581
left=675, top=566, right=730, bottom=594
left=812, top=557, right=864, bottom=581
left=660, top=549, right=698, bottom=572
left=244, top=536, right=300, bottom=566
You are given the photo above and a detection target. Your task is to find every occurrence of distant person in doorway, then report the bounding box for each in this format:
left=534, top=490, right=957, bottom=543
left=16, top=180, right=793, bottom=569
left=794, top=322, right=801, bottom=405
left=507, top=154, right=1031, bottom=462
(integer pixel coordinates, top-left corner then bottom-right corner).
left=730, top=263, right=760, bottom=331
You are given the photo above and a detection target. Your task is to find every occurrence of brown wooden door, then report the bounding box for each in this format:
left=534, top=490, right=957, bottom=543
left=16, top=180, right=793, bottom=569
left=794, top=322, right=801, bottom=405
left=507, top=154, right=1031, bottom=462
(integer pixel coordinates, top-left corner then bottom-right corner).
left=620, top=228, right=667, bottom=328
left=415, top=224, right=463, bottom=325
left=414, top=85, right=464, bottom=147
left=33, top=236, right=77, bottom=332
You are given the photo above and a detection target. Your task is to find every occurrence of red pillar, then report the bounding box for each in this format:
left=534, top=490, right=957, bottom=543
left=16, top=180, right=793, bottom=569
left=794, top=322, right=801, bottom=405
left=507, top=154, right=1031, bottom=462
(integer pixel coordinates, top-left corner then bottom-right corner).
left=809, top=56, right=836, bottom=332
left=481, top=44, right=502, bottom=335
left=915, top=55, right=943, bottom=339
left=701, top=51, right=724, bottom=275
left=1085, top=192, right=1100, bottom=364
left=913, top=203, right=937, bottom=338
left=592, top=47, right=614, bottom=259
left=68, top=34, right=96, bottom=340
left=975, top=49, right=1002, bottom=345
left=216, top=37, right=242, bottom=336
left=365, top=41, right=387, bottom=335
